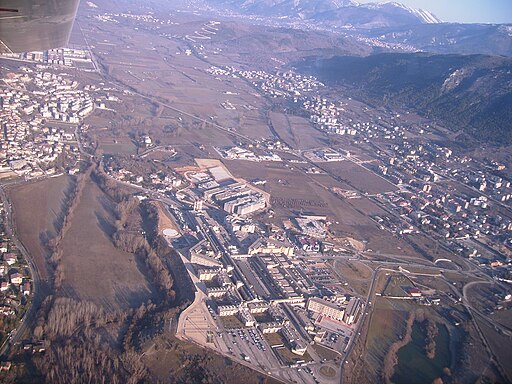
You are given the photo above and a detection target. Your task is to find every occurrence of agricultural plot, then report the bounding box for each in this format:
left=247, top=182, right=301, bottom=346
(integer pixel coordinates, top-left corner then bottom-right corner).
left=321, top=161, right=397, bottom=195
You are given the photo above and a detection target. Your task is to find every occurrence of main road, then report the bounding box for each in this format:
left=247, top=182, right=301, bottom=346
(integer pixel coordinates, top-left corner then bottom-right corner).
left=338, top=263, right=384, bottom=383
left=0, top=184, right=51, bottom=356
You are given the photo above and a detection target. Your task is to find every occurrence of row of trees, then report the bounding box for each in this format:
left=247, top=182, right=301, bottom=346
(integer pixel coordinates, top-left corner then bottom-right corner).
left=424, top=318, right=439, bottom=360
left=45, top=162, right=96, bottom=289
left=28, top=162, right=188, bottom=383
left=382, top=310, right=418, bottom=384
left=92, top=166, right=131, bottom=203
left=94, top=168, right=176, bottom=300
left=115, top=218, right=175, bottom=299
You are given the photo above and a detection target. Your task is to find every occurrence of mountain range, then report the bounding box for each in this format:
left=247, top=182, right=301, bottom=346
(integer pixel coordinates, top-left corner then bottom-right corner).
left=197, top=0, right=512, bottom=56
left=205, top=0, right=441, bottom=28
left=359, top=23, right=512, bottom=57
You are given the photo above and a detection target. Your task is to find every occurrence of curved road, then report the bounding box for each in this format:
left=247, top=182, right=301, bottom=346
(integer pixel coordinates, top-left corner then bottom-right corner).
left=0, top=185, right=50, bottom=356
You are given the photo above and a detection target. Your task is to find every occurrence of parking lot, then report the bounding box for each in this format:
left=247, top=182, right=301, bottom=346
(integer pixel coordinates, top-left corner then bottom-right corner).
left=176, top=249, right=340, bottom=384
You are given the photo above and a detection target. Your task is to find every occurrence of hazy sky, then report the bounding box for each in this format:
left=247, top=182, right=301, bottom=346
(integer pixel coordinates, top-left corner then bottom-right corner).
left=357, top=0, right=512, bottom=24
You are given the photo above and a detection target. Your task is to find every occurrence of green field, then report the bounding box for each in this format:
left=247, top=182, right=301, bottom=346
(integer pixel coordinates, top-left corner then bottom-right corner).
left=392, top=322, right=451, bottom=384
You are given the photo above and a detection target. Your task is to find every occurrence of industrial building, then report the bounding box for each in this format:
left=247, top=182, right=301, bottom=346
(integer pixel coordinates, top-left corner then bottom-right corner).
left=307, top=297, right=345, bottom=322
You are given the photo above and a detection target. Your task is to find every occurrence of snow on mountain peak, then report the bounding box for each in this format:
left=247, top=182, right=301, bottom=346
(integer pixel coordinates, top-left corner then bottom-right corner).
left=363, top=1, right=441, bottom=24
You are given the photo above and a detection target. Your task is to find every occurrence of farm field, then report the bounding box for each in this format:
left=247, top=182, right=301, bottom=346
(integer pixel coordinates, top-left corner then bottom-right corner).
left=321, top=160, right=398, bottom=195
left=269, top=112, right=326, bottom=149
left=224, top=159, right=420, bottom=256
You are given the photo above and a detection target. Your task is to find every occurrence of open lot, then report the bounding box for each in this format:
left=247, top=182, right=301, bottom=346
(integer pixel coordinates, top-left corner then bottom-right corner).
left=143, top=333, right=281, bottom=384
left=58, top=176, right=156, bottom=311
left=150, top=201, right=180, bottom=235
left=476, top=317, right=512, bottom=381
left=313, top=343, right=341, bottom=361
left=7, top=176, right=73, bottom=279
left=221, top=315, right=245, bottom=330
left=466, top=283, right=512, bottom=329
left=332, top=260, right=373, bottom=296
left=321, top=160, right=397, bottom=195
left=97, top=136, right=137, bottom=156
left=382, top=274, right=415, bottom=297
left=224, top=161, right=328, bottom=214
left=269, top=112, right=326, bottom=150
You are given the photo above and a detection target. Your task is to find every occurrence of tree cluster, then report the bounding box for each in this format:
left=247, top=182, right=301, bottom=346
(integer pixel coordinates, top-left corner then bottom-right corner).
left=92, top=167, right=131, bottom=203
left=37, top=333, right=147, bottom=384
left=31, top=296, right=148, bottom=384
left=44, top=297, right=109, bottom=339
left=424, top=319, right=439, bottom=360
left=95, top=176, right=176, bottom=301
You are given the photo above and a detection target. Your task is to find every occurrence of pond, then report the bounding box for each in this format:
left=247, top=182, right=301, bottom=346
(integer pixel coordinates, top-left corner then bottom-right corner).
left=392, top=321, right=451, bottom=384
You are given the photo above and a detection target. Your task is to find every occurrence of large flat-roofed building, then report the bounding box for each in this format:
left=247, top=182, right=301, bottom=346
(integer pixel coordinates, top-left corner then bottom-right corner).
left=207, top=286, right=230, bottom=299
left=204, top=182, right=266, bottom=216
left=237, top=308, right=256, bottom=327
left=212, top=183, right=250, bottom=203
left=343, top=297, right=362, bottom=325
left=248, top=238, right=295, bottom=257
left=190, top=254, right=222, bottom=268
left=198, top=267, right=222, bottom=282
left=203, top=182, right=244, bottom=200
left=248, top=301, right=270, bottom=314
left=223, top=195, right=251, bottom=214
left=307, top=297, right=345, bottom=322
left=259, top=322, right=283, bottom=334
left=223, top=194, right=266, bottom=215
left=236, top=197, right=266, bottom=215
left=281, top=324, right=308, bottom=356
left=295, top=217, right=327, bottom=239
left=218, top=305, right=239, bottom=317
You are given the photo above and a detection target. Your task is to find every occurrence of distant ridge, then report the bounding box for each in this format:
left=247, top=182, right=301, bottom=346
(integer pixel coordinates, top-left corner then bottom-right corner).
left=205, top=0, right=441, bottom=28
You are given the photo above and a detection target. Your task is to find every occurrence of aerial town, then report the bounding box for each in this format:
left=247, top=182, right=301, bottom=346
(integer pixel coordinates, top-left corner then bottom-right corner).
left=0, top=1, right=511, bottom=383
left=103, top=155, right=366, bottom=383
left=1, top=36, right=512, bottom=382
left=0, top=198, right=33, bottom=356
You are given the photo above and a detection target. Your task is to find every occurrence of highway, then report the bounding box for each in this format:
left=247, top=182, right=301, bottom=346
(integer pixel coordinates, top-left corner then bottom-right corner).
left=338, top=264, right=381, bottom=383
left=335, top=249, right=512, bottom=384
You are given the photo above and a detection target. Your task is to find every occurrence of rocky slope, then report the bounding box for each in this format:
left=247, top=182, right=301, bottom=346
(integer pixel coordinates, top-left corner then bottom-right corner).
left=298, top=53, right=512, bottom=144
